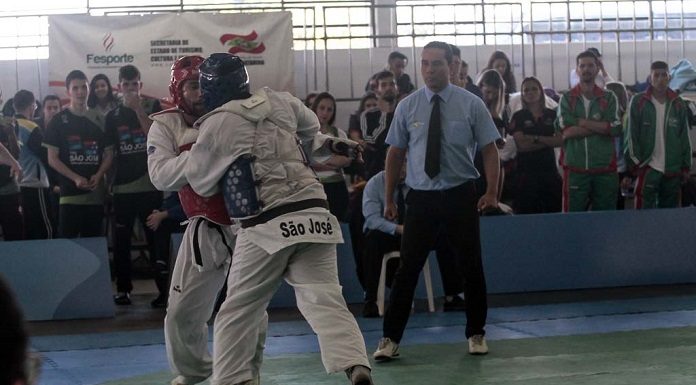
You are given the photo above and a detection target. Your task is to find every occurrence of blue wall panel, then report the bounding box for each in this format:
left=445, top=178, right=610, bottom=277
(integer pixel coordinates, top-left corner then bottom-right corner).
left=0, top=237, right=114, bottom=321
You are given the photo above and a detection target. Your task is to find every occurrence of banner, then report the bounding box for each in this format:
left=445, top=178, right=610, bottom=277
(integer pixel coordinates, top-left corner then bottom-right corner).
left=48, top=12, right=294, bottom=103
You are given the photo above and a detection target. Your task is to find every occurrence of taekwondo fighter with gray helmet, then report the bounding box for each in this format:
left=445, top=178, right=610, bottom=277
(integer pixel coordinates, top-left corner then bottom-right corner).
left=185, top=53, right=374, bottom=385
left=147, top=55, right=267, bottom=385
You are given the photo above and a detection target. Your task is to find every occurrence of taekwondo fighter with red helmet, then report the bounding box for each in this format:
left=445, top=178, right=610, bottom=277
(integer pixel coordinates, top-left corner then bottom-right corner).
left=184, top=53, right=374, bottom=385
left=146, top=55, right=266, bottom=385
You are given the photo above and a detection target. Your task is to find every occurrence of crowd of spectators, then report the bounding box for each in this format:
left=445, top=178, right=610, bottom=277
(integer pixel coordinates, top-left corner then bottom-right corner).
left=1, top=45, right=694, bottom=317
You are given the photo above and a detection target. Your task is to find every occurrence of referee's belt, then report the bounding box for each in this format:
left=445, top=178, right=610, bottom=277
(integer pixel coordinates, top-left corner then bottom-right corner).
left=239, top=199, right=329, bottom=228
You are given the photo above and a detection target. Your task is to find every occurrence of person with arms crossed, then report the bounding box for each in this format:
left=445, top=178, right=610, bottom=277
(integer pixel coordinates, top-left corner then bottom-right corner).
left=555, top=50, right=622, bottom=212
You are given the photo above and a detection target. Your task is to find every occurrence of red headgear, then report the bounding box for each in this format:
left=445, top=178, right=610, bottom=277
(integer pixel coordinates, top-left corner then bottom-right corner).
left=169, top=55, right=204, bottom=116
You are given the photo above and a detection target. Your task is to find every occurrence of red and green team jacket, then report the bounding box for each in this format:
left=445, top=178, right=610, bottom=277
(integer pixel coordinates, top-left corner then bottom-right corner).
left=555, top=84, right=622, bottom=173
left=624, top=87, right=692, bottom=176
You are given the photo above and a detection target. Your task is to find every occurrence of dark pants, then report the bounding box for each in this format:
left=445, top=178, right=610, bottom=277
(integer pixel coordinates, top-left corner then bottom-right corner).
left=59, top=204, right=104, bottom=238
left=322, top=180, right=349, bottom=221
left=383, top=182, right=487, bottom=342
left=113, top=191, right=162, bottom=293
left=513, top=172, right=562, bottom=214
left=363, top=230, right=463, bottom=302
left=347, top=187, right=366, bottom=289
left=152, top=217, right=186, bottom=295
left=0, top=192, right=24, bottom=240
left=20, top=187, right=54, bottom=239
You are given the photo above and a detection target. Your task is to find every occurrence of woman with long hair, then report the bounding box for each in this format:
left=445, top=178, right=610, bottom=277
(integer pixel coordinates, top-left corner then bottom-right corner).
left=485, top=50, right=517, bottom=95
left=310, top=92, right=351, bottom=221
left=87, top=74, right=118, bottom=116
left=508, top=76, right=563, bottom=214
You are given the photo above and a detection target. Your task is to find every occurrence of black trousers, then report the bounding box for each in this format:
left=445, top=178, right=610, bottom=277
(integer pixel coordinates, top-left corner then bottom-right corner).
left=20, top=187, right=54, bottom=239
left=322, top=180, right=350, bottom=221
left=513, top=171, right=562, bottom=214
left=0, top=192, right=24, bottom=240
left=59, top=204, right=104, bottom=238
left=113, top=191, right=162, bottom=293
left=363, top=230, right=463, bottom=302
left=383, top=181, right=487, bottom=342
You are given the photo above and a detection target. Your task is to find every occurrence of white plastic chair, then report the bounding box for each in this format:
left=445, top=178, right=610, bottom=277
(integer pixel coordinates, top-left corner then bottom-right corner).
left=376, top=251, right=435, bottom=316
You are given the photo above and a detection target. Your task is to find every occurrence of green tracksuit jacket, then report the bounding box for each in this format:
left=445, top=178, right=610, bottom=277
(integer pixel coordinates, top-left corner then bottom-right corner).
left=555, top=84, right=622, bottom=173
left=624, top=87, right=692, bottom=176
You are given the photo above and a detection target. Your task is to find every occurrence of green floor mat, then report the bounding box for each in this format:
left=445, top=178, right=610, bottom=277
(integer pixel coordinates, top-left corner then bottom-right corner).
left=100, top=326, right=696, bottom=385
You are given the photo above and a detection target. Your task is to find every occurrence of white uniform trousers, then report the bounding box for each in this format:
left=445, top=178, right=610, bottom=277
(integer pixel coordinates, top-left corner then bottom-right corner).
left=211, top=233, right=370, bottom=385
left=165, top=219, right=267, bottom=385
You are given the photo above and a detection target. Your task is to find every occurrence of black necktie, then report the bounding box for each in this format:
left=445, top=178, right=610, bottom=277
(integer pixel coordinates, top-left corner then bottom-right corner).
left=425, top=94, right=441, bottom=178
left=396, top=184, right=406, bottom=225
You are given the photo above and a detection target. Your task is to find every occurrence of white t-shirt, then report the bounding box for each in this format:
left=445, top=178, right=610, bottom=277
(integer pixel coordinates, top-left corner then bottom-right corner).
left=648, top=97, right=667, bottom=173
left=583, top=96, right=592, bottom=118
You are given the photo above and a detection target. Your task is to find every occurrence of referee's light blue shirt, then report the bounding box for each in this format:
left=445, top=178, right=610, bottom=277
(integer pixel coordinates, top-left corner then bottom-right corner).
left=386, top=83, right=500, bottom=191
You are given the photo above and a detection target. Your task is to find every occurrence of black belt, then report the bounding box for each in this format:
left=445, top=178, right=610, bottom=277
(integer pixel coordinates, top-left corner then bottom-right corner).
left=240, top=198, right=329, bottom=228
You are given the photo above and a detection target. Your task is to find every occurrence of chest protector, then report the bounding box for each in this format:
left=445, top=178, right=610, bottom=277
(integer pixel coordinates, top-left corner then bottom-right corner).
left=204, top=88, right=319, bottom=220
left=152, top=109, right=232, bottom=225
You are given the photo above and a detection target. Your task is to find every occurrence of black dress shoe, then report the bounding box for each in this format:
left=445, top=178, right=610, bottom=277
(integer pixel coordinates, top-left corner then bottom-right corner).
left=443, top=296, right=466, bottom=312
left=362, top=301, right=379, bottom=318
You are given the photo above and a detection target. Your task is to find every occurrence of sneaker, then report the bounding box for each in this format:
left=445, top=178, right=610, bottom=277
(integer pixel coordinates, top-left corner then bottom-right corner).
left=150, top=293, right=168, bottom=309
left=114, top=292, right=131, bottom=305
left=443, top=296, right=466, bottom=312
left=362, top=301, right=379, bottom=318
left=345, top=365, right=373, bottom=385
left=468, top=334, right=488, bottom=355
left=373, top=337, right=399, bottom=361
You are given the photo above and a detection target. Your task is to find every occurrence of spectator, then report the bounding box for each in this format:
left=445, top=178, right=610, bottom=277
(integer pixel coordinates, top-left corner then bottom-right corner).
left=484, top=50, right=517, bottom=95
left=364, top=73, right=379, bottom=93
left=2, top=97, right=15, bottom=118
left=570, top=47, right=614, bottom=88
left=365, top=52, right=415, bottom=99
left=555, top=50, right=621, bottom=212
left=14, top=90, right=54, bottom=239
left=311, top=92, right=351, bottom=220
left=456, top=56, right=484, bottom=99
left=361, top=70, right=399, bottom=179
left=360, top=160, right=465, bottom=318
left=34, top=95, right=61, bottom=131
left=508, top=77, right=563, bottom=214
left=106, top=64, right=163, bottom=305
left=346, top=93, right=375, bottom=184
left=304, top=91, right=318, bottom=108
left=476, top=69, right=508, bottom=201
left=87, top=73, right=118, bottom=118
left=348, top=91, right=378, bottom=132
left=145, top=191, right=186, bottom=308
left=605, top=81, right=631, bottom=209
left=43, top=70, right=114, bottom=237
left=625, top=61, right=692, bottom=209
left=386, top=51, right=415, bottom=98
left=0, top=119, right=24, bottom=240
left=34, top=95, right=62, bottom=231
